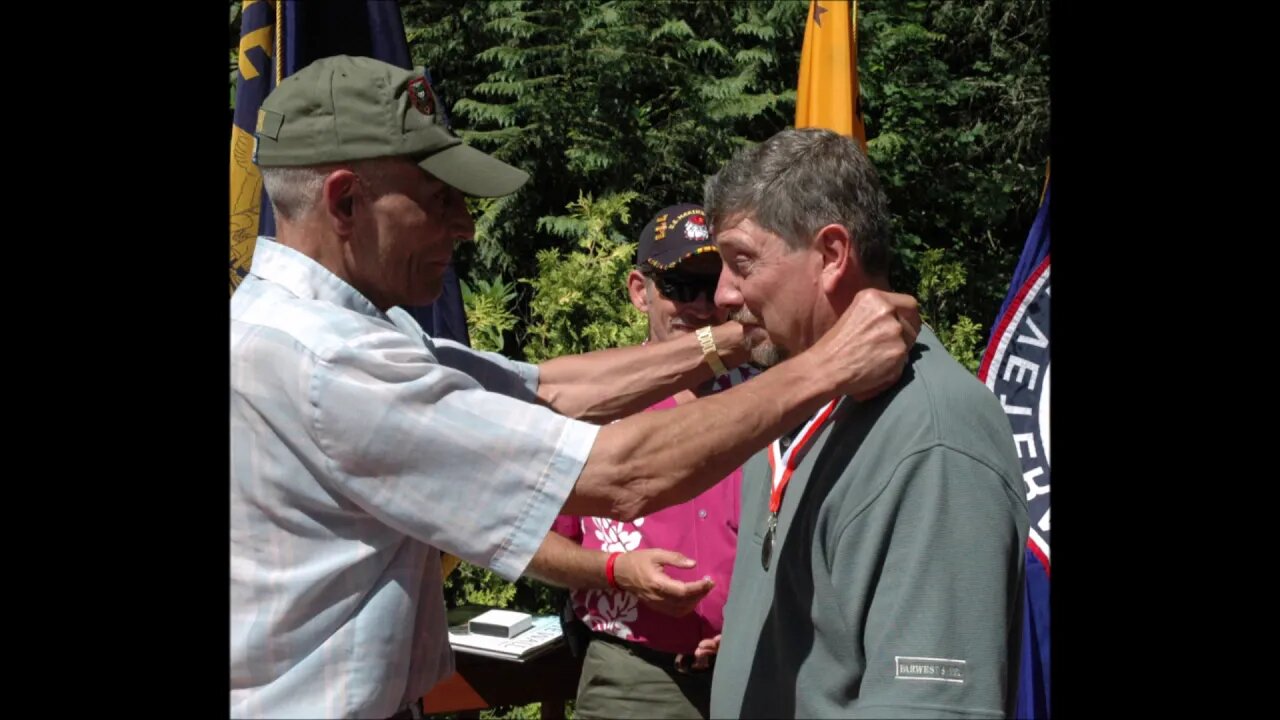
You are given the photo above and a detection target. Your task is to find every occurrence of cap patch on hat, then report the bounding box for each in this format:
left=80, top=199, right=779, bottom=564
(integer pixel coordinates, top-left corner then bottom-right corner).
left=409, top=75, right=436, bottom=116
left=256, top=109, right=284, bottom=140
left=653, top=213, right=670, bottom=242
left=684, top=214, right=709, bottom=242
left=672, top=208, right=710, bottom=244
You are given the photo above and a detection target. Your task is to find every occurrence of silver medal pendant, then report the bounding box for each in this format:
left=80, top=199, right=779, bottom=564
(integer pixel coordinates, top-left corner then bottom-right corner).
left=761, top=512, right=778, bottom=570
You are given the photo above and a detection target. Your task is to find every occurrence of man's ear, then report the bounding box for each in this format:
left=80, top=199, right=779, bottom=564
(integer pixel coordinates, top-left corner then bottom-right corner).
left=626, top=269, right=651, bottom=313
left=814, top=223, right=852, bottom=294
left=321, top=169, right=360, bottom=236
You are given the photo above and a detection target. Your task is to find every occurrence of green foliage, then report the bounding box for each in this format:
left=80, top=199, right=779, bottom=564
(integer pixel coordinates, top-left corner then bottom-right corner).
left=479, top=701, right=552, bottom=720
left=229, top=1, right=241, bottom=109
left=523, top=191, right=649, bottom=362
left=941, top=315, right=984, bottom=375
left=403, top=0, right=808, bottom=281
left=860, top=0, right=1050, bottom=329
left=461, top=276, right=519, bottom=353
left=915, top=248, right=984, bottom=373
left=441, top=561, right=519, bottom=609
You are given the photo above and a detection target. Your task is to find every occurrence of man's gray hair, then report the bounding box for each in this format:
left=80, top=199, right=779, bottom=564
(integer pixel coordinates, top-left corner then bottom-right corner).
left=260, top=158, right=400, bottom=221
left=703, top=128, right=893, bottom=277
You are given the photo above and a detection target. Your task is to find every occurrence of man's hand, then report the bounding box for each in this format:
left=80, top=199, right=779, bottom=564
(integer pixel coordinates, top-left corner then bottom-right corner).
left=691, top=633, right=720, bottom=670
left=675, top=633, right=721, bottom=673
left=612, top=549, right=714, bottom=617
left=809, top=288, right=921, bottom=401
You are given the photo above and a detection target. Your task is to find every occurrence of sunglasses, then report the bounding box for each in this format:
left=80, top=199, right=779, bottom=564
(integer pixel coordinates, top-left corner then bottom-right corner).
left=651, top=271, right=720, bottom=303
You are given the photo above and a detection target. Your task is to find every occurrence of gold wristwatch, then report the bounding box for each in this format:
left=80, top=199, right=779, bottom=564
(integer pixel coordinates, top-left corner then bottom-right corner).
left=696, top=326, right=729, bottom=377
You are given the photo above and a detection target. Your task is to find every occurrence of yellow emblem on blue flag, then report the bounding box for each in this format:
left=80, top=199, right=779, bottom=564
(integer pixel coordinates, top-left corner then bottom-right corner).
left=229, top=0, right=277, bottom=295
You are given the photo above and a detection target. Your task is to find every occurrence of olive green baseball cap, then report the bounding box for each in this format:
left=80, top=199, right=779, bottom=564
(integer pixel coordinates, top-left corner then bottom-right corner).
left=252, top=55, right=528, bottom=198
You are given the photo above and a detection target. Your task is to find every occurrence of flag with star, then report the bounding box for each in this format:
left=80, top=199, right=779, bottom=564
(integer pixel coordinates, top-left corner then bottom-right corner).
left=795, top=0, right=866, bottom=148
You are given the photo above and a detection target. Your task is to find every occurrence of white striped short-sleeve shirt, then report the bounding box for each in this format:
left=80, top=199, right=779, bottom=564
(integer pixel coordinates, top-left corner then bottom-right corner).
left=231, top=238, right=599, bottom=718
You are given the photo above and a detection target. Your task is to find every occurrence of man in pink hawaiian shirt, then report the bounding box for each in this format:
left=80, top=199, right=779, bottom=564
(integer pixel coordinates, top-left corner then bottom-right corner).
left=535, top=204, right=753, bottom=719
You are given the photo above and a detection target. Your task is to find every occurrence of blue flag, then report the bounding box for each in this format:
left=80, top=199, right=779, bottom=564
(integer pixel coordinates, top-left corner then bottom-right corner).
left=978, top=179, right=1050, bottom=719
left=230, top=0, right=471, bottom=346
left=229, top=0, right=278, bottom=296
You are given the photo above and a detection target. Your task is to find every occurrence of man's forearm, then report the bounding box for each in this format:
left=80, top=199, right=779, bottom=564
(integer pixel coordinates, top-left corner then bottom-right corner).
left=526, top=533, right=715, bottom=616
left=535, top=323, right=747, bottom=424
left=563, top=351, right=836, bottom=520
left=524, top=531, right=611, bottom=590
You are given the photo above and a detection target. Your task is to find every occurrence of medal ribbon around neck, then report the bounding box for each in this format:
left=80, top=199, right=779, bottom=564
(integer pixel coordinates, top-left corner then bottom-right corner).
left=761, top=398, right=841, bottom=570
left=766, top=398, right=840, bottom=515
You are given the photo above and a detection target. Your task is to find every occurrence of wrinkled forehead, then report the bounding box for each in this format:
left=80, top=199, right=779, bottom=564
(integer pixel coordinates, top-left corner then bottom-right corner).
left=714, top=213, right=790, bottom=253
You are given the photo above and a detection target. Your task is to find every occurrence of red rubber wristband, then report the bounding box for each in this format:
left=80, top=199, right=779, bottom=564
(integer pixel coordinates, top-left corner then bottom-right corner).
left=605, top=551, right=622, bottom=589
